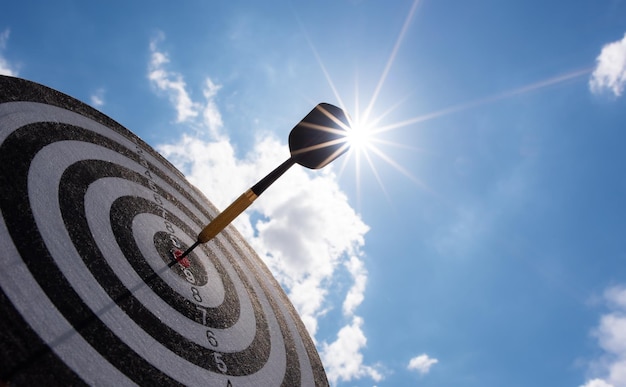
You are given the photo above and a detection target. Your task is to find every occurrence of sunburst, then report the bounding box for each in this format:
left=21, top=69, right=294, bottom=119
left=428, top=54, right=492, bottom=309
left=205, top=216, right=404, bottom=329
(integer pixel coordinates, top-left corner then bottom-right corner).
left=303, top=0, right=591, bottom=208
left=310, top=0, right=426, bottom=206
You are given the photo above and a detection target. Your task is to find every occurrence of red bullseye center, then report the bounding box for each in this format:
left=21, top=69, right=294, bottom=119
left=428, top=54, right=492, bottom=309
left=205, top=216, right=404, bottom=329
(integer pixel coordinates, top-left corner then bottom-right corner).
left=171, top=249, right=191, bottom=268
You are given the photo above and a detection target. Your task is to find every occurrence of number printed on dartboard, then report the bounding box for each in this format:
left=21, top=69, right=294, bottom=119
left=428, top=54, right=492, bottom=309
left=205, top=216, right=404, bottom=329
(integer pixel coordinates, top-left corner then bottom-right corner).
left=135, top=138, right=210, bottom=308
left=134, top=134, right=233, bottom=376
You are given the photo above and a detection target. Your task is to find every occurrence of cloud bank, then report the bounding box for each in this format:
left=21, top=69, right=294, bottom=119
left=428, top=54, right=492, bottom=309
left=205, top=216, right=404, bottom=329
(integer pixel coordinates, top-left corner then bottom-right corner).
left=590, top=33, right=626, bottom=97
left=579, top=285, right=626, bottom=387
left=148, top=33, right=380, bottom=384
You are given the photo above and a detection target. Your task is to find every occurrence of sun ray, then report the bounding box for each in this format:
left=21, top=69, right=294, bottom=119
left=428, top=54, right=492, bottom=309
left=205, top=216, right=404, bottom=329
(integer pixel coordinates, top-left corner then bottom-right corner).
left=366, top=143, right=432, bottom=193
left=318, top=143, right=351, bottom=169
left=291, top=137, right=348, bottom=156
left=367, top=93, right=412, bottom=129
left=373, top=67, right=593, bottom=134
left=316, top=104, right=353, bottom=132
left=354, top=146, right=363, bottom=209
left=361, top=144, right=393, bottom=205
left=370, top=137, right=425, bottom=153
left=354, top=73, right=361, bottom=124
left=362, top=0, right=421, bottom=123
left=298, top=121, right=349, bottom=136
left=332, top=153, right=360, bottom=208
left=336, top=145, right=353, bottom=178
left=303, top=33, right=347, bottom=111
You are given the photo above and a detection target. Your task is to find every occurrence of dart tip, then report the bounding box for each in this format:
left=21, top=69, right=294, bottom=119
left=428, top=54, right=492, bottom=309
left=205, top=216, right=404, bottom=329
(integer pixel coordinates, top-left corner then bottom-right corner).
left=171, top=249, right=191, bottom=268
left=169, top=241, right=199, bottom=268
left=180, top=241, right=200, bottom=260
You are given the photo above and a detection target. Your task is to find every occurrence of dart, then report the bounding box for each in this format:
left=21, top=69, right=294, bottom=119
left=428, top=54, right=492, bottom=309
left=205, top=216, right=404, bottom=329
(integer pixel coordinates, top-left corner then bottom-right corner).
left=177, top=103, right=352, bottom=261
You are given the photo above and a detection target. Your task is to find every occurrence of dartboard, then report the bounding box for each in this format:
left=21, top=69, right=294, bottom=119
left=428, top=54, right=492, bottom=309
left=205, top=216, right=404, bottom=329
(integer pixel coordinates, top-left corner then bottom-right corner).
left=0, top=75, right=327, bottom=386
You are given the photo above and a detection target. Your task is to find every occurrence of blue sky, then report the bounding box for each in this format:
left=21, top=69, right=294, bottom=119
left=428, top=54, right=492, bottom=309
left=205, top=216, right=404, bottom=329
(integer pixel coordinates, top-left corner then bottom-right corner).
left=3, top=1, right=626, bottom=386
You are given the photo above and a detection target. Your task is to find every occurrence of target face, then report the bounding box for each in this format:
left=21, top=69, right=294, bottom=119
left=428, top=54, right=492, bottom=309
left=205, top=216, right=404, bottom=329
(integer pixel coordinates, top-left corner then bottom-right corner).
left=0, top=76, right=327, bottom=386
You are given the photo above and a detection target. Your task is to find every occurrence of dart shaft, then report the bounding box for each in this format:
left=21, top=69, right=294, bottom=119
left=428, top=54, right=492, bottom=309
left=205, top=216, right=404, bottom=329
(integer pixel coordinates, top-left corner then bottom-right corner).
left=251, top=158, right=296, bottom=196
left=196, top=158, right=296, bottom=244
left=197, top=189, right=258, bottom=243
left=178, top=158, right=297, bottom=259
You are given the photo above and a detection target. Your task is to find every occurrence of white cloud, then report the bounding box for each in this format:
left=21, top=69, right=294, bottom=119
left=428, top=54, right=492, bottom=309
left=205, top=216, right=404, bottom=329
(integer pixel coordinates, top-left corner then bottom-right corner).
left=150, top=35, right=380, bottom=384
left=320, top=317, right=383, bottom=385
left=0, top=29, right=19, bottom=76
left=90, top=88, right=105, bottom=107
left=590, top=33, right=626, bottom=97
left=580, top=285, right=626, bottom=387
left=201, top=78, right=223, bottom=136
left=605, top=286, right=626, bottom=310
left=148, top=33, right=202, bottom=125
left=580, top=379, right=614, bottom=387
left=157, top=134, right=247, bottom=208
left=343, top=256, right=368, bottom=316
left=320, top=256, right=376, bottom=384
left=407, top=354, right=439, bottom=375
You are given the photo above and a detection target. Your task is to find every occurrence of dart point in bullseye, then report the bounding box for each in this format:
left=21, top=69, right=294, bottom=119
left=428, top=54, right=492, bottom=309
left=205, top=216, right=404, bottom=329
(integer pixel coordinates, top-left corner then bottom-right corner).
left=178, top=103, right=352, bottom=260
left=171, top=249, right=191, bottom=268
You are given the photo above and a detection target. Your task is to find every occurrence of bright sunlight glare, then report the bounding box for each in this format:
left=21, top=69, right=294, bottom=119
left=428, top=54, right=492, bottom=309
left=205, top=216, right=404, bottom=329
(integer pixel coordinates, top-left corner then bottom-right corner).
left=304, top=0, right=589, bottom=209
left=344, top=120, right=374, bottom=151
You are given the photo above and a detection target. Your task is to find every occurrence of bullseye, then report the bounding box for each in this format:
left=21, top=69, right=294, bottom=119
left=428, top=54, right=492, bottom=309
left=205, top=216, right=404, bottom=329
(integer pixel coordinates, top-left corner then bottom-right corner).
left=172, top=248, right=191, bottom=268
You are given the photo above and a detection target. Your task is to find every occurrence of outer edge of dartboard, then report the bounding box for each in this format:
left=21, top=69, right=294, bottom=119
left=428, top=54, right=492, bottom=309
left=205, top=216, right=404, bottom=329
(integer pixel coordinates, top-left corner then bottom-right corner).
left=0, top=75, right=329, bottom=386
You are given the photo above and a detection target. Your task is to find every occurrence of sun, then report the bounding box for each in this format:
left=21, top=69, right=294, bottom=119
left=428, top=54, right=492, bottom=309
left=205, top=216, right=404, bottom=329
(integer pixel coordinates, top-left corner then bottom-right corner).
left=334, top=108, right=408, bottom=206
left=304, top=0, right=591, bottom=209
left=344, top=119, right=374, bottom=152
left=303, top=0, right=429, bottom=205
